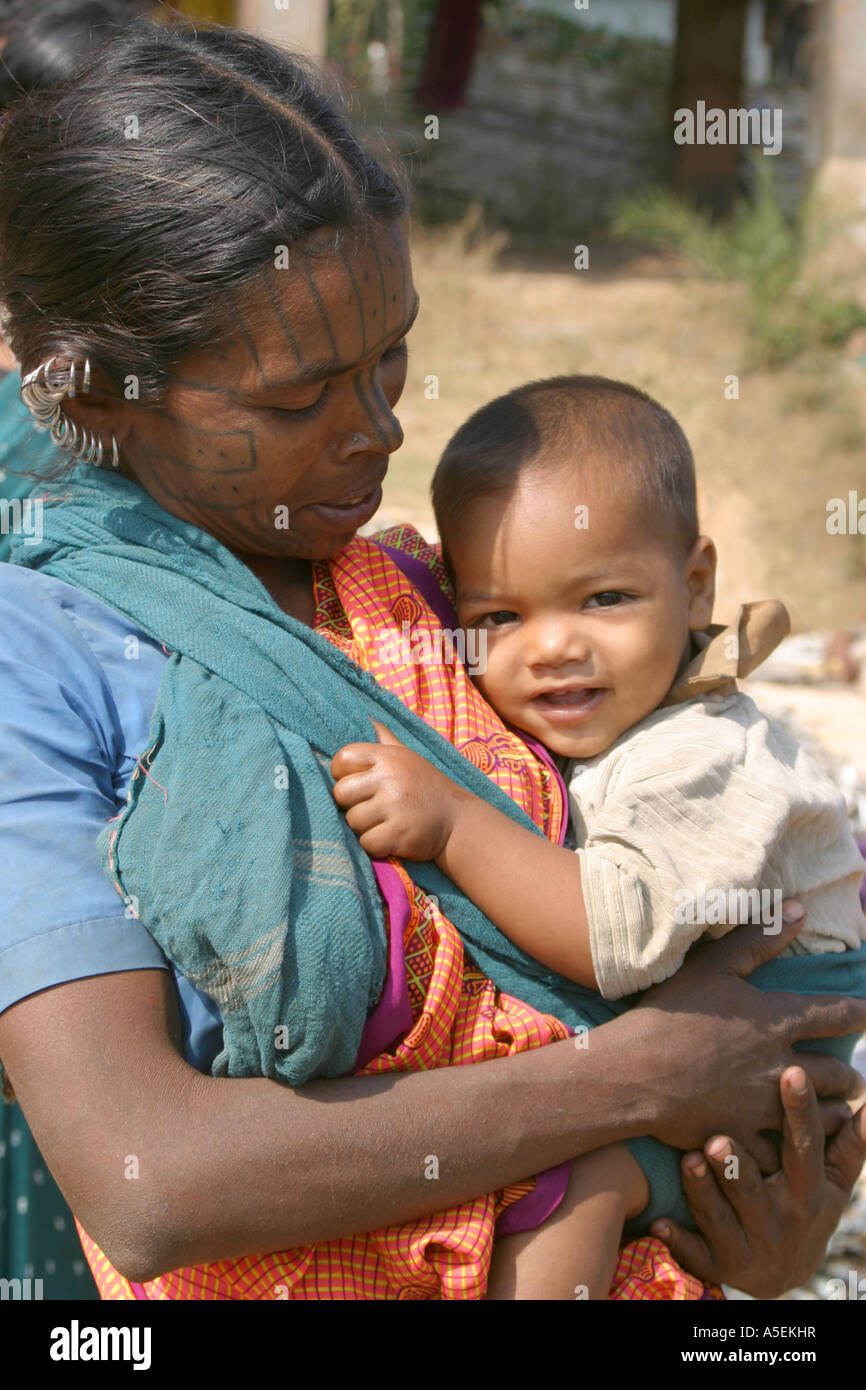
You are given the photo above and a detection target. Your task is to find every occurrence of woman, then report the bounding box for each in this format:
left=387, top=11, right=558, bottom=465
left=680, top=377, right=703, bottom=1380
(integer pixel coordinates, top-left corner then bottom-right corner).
left=0, top=0, right=159, bottom=1300
left=0, top=19, right=864, bottom=1300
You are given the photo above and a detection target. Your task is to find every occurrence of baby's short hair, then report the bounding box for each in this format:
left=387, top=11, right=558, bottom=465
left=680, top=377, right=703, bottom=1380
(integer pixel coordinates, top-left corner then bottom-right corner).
left=432, top=375, right=699, bottom=564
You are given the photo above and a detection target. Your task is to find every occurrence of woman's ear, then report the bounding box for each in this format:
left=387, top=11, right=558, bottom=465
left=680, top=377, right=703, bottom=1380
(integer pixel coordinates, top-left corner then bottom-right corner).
left=685, top=535, right=717, bottom=631
left=62, top=390, right=133, bottom=455
left=62, top=387, right=124, bottom=431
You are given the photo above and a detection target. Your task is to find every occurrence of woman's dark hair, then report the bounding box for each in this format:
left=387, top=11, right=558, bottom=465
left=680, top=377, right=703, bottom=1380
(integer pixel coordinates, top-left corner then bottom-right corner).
left=0, top=2, right=153, bottom=112
left=432, top=375, right=699, bottom=565
left=0, top=19, right=409, bottom=396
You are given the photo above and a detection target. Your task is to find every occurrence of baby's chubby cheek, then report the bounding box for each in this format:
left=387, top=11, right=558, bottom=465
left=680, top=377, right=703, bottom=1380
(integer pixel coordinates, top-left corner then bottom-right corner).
left=469, top=652, right=515, bottom=718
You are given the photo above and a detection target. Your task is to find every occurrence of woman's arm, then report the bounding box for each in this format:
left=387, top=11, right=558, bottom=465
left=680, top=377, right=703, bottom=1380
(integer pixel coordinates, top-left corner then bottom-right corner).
left=1, top=915, right=863, bottom=1285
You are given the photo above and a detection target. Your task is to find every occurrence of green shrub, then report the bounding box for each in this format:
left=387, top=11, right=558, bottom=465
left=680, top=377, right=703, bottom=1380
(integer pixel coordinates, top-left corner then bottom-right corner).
left=612, top=159, right=866, bottom=365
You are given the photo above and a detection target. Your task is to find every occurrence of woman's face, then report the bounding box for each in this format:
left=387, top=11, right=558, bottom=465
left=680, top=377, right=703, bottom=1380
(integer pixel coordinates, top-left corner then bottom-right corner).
left=106, top=220, right=417, bottom=562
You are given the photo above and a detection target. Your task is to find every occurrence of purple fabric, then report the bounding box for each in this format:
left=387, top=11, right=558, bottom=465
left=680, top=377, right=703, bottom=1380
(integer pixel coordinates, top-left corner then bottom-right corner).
left=355, top=862, right=414, bottom=1070
left=495, top=1160, right=573, bottom=1236
left=858, top=837, right=866, bottom=912
left=376, top=541, right=459, bottom=632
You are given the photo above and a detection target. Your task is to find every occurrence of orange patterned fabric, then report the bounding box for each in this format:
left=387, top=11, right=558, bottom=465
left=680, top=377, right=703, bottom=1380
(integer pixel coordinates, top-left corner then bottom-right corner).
left=610, top=1238, right=721, bottom=1301
left=76, top=527, right=709, bottom=1300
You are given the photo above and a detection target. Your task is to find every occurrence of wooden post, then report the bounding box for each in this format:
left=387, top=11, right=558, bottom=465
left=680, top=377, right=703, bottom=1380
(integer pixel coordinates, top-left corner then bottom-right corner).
left=812, top=0, right=866, bottom=161
left=670, top=0, right=750, bottom=216
left=809, top=0, right=866, bottom=299
left=173, top=0, right=237, bottom=19
left=235, top=0, right=329, bottom=59
left=417, top=0, right=484, bottom=110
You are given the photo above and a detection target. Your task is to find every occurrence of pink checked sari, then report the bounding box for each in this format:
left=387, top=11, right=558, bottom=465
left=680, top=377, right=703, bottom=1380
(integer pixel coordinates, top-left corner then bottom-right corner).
left=77, top=526, right=718, bottom=1300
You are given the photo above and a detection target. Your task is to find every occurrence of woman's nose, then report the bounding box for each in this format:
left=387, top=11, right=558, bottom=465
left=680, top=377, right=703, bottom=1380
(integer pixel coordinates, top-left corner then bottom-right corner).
left=339, top=380, right=404, bottom=459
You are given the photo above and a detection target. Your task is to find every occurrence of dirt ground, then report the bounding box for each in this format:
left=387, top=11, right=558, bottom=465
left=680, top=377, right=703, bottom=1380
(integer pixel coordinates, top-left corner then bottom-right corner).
left=381, top=226, right=866, bottom=637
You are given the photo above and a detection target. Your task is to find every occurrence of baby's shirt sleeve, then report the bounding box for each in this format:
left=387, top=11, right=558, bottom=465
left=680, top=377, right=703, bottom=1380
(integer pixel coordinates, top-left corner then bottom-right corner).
left=571, top=696, right=866, bottom=1000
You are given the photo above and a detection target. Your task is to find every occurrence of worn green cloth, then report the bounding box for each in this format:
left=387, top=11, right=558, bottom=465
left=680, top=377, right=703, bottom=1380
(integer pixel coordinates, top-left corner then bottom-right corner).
left=11, top=463, right=866, bottom=1235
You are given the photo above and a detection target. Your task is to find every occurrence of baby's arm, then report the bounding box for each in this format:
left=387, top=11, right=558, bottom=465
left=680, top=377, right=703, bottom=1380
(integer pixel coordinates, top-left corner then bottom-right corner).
left=330, top=722, right=599, bottom=987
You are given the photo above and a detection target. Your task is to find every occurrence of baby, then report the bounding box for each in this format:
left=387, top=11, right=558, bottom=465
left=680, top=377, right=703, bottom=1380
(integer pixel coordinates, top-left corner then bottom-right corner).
left=331, top=375, right=866, bottom=1299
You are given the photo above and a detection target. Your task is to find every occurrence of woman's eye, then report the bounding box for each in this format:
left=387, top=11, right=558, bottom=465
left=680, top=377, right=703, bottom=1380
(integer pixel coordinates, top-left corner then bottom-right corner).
left=585, top=591, right=628, bottom=609
left=269, top=386, right=328, bottom=418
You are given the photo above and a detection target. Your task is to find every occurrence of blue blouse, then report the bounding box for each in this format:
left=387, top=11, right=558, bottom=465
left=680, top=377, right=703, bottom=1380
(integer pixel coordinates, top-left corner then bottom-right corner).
left=0, top=563, right=222, bottom=1070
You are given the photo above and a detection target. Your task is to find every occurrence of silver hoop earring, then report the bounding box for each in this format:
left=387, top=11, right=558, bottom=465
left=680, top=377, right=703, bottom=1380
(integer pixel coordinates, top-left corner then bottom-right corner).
left=20, top=357, right=116, bottom=468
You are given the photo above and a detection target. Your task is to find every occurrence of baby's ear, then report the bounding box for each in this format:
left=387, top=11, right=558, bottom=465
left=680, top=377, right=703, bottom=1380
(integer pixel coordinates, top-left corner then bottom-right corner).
left=685, top=536, right=717, bottom=629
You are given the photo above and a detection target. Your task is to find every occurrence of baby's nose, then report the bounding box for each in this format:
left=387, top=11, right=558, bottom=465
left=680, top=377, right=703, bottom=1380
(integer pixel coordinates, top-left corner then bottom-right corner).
left=530, top=621, right=590, bottom=668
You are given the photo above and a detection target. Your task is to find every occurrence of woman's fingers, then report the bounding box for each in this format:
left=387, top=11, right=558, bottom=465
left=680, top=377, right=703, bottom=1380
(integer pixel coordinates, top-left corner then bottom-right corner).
left=679, top=1148, right=744, bottom=1241
left=780, top=1067, right=829, bottom=1207
left=703, top=1134, right=765, bottom=1215
left=782, top=994, right=866, bottom=1044
left=745, top=1132, right=782, bottom=1174
left=649, top=1148, right=746, bottom=1283
left=789, top=1049, right=865, bottom=1102
left=819, top=1099, right=856, bottom=1136
left=648, top=1217, right=716, bottom=1286
left=824, top=1099, right=866, bottom=1201
left=711, top=905, right=807, bottom=979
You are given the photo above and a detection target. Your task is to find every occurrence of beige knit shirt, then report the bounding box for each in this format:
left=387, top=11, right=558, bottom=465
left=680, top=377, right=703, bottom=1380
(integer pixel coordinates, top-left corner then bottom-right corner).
left=566, top=602, right=866, bottom=1000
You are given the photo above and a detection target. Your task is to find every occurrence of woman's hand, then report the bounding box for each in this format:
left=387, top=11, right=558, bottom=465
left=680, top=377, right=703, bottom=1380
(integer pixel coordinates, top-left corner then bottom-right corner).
left=649, top=1068, right=866, bottom=1298
left=631, top=907, right=866, bottom=1162
left=330, top=720, right=466, bottom=861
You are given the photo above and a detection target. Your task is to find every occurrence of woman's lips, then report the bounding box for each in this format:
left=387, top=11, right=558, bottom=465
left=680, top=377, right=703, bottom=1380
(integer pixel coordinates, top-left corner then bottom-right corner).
left=304, top=485, right=383, bottom=533
left=531, top=687, right=608, bottom=724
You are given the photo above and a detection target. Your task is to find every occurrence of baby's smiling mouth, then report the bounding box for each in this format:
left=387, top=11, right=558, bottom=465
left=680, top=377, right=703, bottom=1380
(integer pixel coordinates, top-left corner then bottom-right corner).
left=530, top=686, right=608, bottom=722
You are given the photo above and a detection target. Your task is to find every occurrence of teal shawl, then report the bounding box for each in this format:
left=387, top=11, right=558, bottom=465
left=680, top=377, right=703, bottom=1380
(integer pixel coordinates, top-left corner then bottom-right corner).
left=0, top=371, right=63, bottom=562
left=12, top=466, right=624, bottom=1086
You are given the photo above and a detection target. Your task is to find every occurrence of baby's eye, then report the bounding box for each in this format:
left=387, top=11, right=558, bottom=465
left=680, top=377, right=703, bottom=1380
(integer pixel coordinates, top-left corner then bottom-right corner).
left=479, top=610, right=519, bottom=627
left=584, top=591, right=628, bottom=609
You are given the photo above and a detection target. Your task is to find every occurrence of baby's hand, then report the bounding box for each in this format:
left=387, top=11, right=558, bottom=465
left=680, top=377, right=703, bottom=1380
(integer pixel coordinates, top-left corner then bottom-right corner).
left=330, top=721, right=463, bottom=861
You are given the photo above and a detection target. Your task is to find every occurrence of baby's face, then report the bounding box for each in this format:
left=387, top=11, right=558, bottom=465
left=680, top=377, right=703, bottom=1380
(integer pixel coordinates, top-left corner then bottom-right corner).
left=450, top=462, right=715, bottom=759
